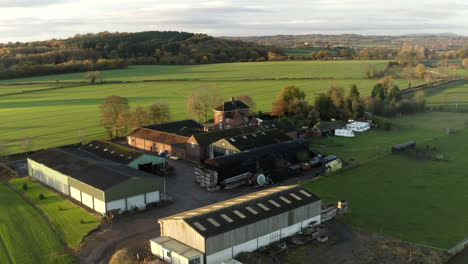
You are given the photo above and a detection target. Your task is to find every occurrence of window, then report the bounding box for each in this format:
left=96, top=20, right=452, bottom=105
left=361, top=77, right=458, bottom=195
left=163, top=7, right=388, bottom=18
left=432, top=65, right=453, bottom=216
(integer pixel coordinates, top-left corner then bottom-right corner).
left=189, top=257, right=201, bottom=264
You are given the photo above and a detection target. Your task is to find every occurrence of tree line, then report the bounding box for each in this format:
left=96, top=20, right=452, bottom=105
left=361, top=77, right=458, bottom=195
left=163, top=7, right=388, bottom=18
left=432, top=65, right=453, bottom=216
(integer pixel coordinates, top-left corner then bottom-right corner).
left=0, top=31, right=275, bottom=80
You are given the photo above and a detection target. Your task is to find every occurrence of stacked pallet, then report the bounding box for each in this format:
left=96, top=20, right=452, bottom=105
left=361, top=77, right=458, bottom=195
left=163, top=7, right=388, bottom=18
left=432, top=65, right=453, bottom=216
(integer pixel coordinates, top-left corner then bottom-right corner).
left=321, top=203, right=337, bottom=222
left=194, top=166, right=218, bottom=190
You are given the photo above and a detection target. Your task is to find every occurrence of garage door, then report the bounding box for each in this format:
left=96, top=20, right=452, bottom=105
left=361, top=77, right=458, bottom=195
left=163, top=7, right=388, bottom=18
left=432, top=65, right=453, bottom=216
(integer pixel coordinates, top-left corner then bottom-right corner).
left=107, top=199, right=126, bottom=212
left=81, top=192, right=94, bottom=209
left=127, top=194, right=145, bottom=210
left=70, top=186, right=81, bottom=202
left=146, top=191, right=160, bottom=204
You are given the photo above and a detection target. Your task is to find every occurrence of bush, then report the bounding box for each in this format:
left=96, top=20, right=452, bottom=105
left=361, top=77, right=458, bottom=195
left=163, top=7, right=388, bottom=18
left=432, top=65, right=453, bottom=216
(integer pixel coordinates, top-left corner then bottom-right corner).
left=374, top=116, right=393, bottom=131
left=39, top=193, right=45, bottom=200
left=22, top=183, right=28, bottom=191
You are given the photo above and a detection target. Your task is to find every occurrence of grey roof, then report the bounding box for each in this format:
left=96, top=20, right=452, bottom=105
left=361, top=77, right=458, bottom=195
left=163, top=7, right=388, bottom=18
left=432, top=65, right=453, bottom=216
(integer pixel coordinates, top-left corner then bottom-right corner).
left=214, top=100, right=250, bottom=111
left=144, top=120, right=204, bottom=135
left=160, top=185, right=320, bottom=238
left=29, top=148, right=154, bottom=191
left=260, top=120, right=297, bottom=133
left=216, top=129, right=292, bottom=151
left=150, top=237, right=202, bottom=259
left=80, top=139, right=144, bottom=164
left=192, top=125, right=260, bottom=146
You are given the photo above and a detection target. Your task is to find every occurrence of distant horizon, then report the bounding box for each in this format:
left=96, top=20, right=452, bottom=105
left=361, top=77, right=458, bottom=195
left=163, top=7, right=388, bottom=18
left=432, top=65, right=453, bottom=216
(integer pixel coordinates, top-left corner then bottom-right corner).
left=1, top=30, right=467, bottom=44
left=0, top=0, right=467, bottom=43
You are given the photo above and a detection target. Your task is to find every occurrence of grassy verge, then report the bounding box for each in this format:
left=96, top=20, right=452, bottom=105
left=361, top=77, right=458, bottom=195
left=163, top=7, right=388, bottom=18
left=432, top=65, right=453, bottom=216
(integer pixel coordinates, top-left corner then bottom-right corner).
left=0, top=182, right=74, bottom=264
left=9, top=178, right=101, bottom=248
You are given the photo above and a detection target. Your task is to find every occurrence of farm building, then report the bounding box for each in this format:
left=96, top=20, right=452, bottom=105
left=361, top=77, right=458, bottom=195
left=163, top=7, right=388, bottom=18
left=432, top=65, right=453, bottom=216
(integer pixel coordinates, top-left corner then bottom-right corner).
left=259, top=120, right=298, bottom=139
left=392, top=141, right=416, bottom=153
left=310, top=121, right=346, bottom=136
left=81, top=139, right=166, bottom=174
left=213, top=97, right=258, bottom=130
left=195, top=140, right=310, bottom=189
left=144, top=119, right=205, bottom=134
left=208, top=129, right=292, bottom=158
left=28, top=148, right=165, bottom=215
left=127, top=128, right=191, bottom=157
left=150, top=185, right=321, bottom=264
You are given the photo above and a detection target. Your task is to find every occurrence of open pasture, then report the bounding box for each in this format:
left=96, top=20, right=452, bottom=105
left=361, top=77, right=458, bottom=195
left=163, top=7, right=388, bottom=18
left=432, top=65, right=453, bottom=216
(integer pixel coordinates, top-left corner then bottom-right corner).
left=0, top=77, right=420, bottom=154
left=305, top=112, right=468, bottom=249
left=0, top=182, right=74, bottom=264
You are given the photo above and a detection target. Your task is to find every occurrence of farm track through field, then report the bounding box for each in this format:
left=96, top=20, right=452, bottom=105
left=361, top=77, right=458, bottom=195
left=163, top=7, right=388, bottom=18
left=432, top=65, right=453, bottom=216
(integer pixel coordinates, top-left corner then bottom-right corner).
left=0, top=233, right=13, bottom=264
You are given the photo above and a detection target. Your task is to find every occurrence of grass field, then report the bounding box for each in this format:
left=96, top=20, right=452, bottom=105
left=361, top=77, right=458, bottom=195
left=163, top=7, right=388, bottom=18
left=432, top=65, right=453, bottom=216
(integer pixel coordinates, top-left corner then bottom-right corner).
left=0, top=61, right=428, bottom=154
left=305, top=112, right=468, bottom=249
left=1, top=61, right=391, bottom=83
left=423, top=80, right=468, bottom=110
left=0, top=182, right=74, bottom=264
left=10, top=178, right=100, bottom=248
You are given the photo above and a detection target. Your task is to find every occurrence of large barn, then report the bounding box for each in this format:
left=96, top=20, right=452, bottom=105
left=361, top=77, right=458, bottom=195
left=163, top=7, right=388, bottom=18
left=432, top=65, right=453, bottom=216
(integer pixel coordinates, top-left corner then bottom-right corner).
left=150, top=185, right=321, bottom=264
left=28, top=148, right=165, bottom=215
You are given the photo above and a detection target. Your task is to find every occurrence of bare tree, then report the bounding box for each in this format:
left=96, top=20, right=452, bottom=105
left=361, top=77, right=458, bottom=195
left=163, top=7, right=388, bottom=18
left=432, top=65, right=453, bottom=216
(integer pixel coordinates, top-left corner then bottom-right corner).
left=148, top=101, right=171, bottom=125
left=187, top=86, right=223, bottom=122
left=236, top=95, right=256, bottom=110
left=85, top=71, right=102, bottom=84
left=131, top=105, right=151, bottom=128
left=99, top=95, right=130, bottom=139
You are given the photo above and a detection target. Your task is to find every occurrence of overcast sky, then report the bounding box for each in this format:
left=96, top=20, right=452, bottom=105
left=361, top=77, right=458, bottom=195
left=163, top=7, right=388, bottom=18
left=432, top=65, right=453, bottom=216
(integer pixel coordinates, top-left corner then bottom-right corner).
left=0, top=0, right=467, bottom=43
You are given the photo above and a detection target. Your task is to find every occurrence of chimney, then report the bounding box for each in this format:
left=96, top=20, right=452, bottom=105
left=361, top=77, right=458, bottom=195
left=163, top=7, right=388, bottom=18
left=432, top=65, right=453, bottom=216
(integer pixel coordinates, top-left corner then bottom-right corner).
left=231, top=96, right=235, bottom=102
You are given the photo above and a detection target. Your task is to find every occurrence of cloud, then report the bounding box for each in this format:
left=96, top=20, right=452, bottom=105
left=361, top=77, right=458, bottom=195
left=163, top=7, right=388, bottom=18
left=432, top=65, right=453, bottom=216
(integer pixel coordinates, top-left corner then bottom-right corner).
left=0, top=0, right=74, bottom=8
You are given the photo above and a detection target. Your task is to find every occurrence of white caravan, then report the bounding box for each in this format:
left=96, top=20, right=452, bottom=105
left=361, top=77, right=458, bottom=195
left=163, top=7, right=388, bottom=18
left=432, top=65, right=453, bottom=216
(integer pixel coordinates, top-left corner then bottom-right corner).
left=335, top=129, right=355, bottom=137
left=346, top=122, right=370, bottom=132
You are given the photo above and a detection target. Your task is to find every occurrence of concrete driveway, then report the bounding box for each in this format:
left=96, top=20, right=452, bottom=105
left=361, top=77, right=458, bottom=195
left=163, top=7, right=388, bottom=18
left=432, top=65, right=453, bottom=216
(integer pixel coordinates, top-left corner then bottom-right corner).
left=77, top=159, right=261, bottom=264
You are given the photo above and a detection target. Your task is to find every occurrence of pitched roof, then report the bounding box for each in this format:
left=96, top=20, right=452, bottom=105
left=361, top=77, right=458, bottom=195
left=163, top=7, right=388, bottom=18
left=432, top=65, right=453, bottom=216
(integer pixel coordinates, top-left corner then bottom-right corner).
left=217, top=129, right=292, bottom=151
left=160, top=185, right=320, bottom=238
left=214, top=100, right=250, bottom=111
left=29, top=148, right=154, bottom=191
left=144, top=120, right=204, bottom=134
left=128, top=128, right=189, bottom=145
left=192, top=125, right=260, bottom=146
left=80, top=139, right=143, bottom=164
left=315, top=121, right=346, bottom=132
left=259, top=120, right=297, bottom=132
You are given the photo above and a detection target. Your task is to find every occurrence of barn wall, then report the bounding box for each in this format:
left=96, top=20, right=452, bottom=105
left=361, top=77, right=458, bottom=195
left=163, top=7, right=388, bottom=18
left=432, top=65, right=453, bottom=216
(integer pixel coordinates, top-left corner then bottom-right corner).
left=28, top=159, right=70, bottom=195
left=160, top=220, right=206, bottom=253
left=205, top=201, right=321, bottom=255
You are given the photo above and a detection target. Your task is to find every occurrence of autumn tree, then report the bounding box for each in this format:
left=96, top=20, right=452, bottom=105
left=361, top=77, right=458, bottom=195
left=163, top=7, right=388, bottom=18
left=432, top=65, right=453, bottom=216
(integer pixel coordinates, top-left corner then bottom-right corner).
left=463, top=58, right=468, bottom=68
left=272, top=86, right=306, bottom=116
left=344, top=84, right=363, bottom=119
left=314, top=93, right=333, bottom=120
left=85, top=71, right=101, bottom=84
left=371, top=83, right=386, bottom=101
left=187, top=86, right=223, bottom=122
left=131, top=105, right=150, bottom=128
left=415, top=64, right=426, bottom=79
left=148, top=101, right=171, bottom=125
left=236, top=95, right=256, bottom=110
left=99, top=95, right=130, bottom=139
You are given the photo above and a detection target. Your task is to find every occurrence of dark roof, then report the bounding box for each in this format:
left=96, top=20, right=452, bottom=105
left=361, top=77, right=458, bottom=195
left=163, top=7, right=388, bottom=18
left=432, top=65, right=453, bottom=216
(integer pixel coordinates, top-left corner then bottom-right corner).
left=160, top=185, right=320, bottom=238
left=29, top=148, right=153, bottom=191
left=192, top=125, right=260, bottom=146
left=144, top=120, right=204, bottom=134
left=315, top=121, right=346, bottom=132
left=214, top=100, right=250, bottom=111
left=127, top=128, right=189, bottom=145
left=216, top=129, right=292, bottom=151
left=260, top=120, right=297, bottom=133
left=80, top=139, right=143, bottom=164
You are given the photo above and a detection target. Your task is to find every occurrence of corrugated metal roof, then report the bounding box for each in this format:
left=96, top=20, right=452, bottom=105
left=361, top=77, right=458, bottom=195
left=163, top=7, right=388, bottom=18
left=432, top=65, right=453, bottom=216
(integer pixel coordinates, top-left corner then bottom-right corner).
left=80, top=139, right=143, bottom=164
left=29, top=148, right=157, bottom=191
left=150, top=236, right=203, bottom=259
left=214, top=128, right=292, bottom=151
left=160, top=185, right=320, bottom=238
left=144, top=120, right=204, bottom=134
left=127, top=128, right=189, bottom=145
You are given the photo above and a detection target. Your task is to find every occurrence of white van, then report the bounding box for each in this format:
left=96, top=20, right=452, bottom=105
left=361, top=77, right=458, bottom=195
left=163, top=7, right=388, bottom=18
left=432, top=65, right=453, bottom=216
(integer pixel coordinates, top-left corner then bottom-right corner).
left=335, top=129, right=355, bottom=137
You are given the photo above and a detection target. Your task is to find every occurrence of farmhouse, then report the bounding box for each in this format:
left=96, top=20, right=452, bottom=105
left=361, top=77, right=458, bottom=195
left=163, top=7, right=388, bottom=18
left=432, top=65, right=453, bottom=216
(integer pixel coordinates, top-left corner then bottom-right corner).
left=310, top=120, right=346, bottom=136
left=150, top=185, right=321, bottom=264
left=195, top=140, right=310, bottom=189
left=81, top=139, right=166, bottom=174
left=214, top=97, right=258, bottom=130
left=208, top=129, right=292, bottom=158
left=259, top=120, right=298, bottom=139
left=28, top=148, right=165, bottom=215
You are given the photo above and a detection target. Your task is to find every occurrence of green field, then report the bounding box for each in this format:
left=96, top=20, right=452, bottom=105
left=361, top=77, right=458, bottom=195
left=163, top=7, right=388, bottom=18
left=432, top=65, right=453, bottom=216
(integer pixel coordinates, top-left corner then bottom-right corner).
left=0, top=182, right=74, bottom=264
left=0, top=61, right=428, bottom=154
left=423, top=80, right=468, bottom=110
left=305, top=112, right=468, bottom=249
left=10, top=178, right=100, bottom=248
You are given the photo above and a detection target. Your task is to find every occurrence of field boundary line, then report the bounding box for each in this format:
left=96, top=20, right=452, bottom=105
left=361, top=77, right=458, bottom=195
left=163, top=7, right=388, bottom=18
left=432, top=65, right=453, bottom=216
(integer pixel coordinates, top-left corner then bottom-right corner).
left=449, top=237, right=468, bottom=254
left=0, top=232, right=13, bottom=264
